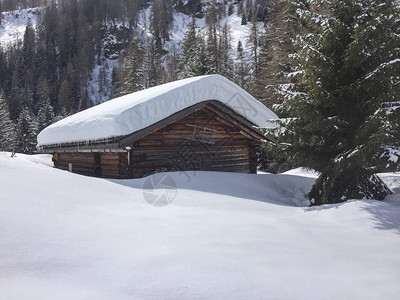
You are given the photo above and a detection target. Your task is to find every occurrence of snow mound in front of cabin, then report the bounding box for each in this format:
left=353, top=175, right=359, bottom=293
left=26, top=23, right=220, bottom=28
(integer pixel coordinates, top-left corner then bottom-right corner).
left=37, top=75, right=278, bottom=146
left=1, top=153, right=400, bottom=300
left=283, top=167, right=319, bottom=178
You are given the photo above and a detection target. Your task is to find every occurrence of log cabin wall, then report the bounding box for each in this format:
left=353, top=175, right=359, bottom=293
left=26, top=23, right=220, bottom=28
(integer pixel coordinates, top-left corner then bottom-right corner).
left=100, top=153, right=123, bottom=179
left=52, top=104, right=262, bottom=179
left=53, top=152, right=100, bottom=176
left=125, top=106, right=260, bottom=178
left=53, top=152, right=128, bottom=178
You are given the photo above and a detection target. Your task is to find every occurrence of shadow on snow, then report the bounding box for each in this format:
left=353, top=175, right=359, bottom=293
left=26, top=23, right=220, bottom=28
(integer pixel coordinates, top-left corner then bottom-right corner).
left=107, top=171, right=314, bottom=207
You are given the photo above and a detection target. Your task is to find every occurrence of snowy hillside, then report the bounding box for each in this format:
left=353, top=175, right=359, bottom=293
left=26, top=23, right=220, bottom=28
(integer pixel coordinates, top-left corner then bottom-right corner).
left=1, top=152, right=399, bottom=299
left=88, top=4, right=262, bottom=105
left=0, top=7, right=39, bottom=47
left=161, top=9, right=260, bottom=57
left=0, top=2, right=261, bottom=105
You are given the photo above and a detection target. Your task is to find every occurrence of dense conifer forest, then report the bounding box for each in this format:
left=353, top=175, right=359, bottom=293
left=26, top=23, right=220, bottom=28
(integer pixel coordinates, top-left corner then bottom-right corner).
left=0, top=0, right=271, bottom=153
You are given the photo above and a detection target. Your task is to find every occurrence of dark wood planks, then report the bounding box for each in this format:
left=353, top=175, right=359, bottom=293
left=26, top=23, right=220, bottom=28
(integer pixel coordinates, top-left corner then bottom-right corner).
left=52, top=102, right=262, bottom=178
left=125, top=106, right=260, bottom=178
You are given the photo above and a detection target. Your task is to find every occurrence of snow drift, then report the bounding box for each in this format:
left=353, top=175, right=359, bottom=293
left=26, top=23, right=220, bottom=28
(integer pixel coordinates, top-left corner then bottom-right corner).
left=1, top=153, right=400, bottom=299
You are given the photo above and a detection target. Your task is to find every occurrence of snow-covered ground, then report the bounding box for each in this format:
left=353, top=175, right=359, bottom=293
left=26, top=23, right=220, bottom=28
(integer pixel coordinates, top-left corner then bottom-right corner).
left=1, top=152, right=399, bottom=299
left=0, top=8, right=39, bottom=47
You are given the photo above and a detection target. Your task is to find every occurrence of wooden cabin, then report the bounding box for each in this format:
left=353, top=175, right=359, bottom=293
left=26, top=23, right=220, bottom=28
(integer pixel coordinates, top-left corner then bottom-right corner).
left=37, top=75, right=278, bottom=178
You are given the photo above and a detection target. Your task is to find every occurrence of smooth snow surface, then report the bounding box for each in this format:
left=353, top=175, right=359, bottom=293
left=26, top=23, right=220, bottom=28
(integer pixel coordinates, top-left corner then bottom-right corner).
left=283, top=167, right=320, bottom=178
left=1, top=152, right=400, bottom=299
left=37, top=75, right=278, bottom=146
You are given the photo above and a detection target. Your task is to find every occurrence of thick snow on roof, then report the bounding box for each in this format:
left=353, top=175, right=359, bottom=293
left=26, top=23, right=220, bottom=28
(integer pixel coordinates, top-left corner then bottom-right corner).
left=37, top=75, right=278, bottom=146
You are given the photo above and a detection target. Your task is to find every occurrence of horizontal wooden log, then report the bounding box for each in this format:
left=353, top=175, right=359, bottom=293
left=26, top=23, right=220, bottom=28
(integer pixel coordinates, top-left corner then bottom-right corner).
left=133, top=158, right=250, bottom=168
left=130, top=153, right=249, bottom=162
left=100, top=165, right=119, bottom=170
left=70, top=167, right=96, bottom=174
left=134, top=156, right=248, bottom=164
left=55, top=165, right=68, bottom=171
left=101, top=174, right=120, bottom=179
left=56, top=162, right=96, bottom=169
left=57, top=157, right=95, bottom=163
left=131, top=145, right=252, bottom=157
left=101, top=171, right=120, bottom=177
left=58, top=153, right=94, bottom=158
left=129, top=149, right=251, bottom=157
left=101, top=170, right=120, bottom=175
left=133, top=157, right=250, bottom=168
left=134, top=134, right=247, bottom=144
left=131, top=156, right=250, bottom=165
left=101, top=166, right=120, bottom=172
left=101, top=154, right=120, bottom=160
left=134, top=138, right=246, bottom=144
left=56, top=157, right=95, bottom=163
left=202, top=161, right=250, bottom=168
left=100, top=160, right=120, bottom=166
left=132, top=165, right=251, bottom=175
left=57, top=158, right=95, bottom=164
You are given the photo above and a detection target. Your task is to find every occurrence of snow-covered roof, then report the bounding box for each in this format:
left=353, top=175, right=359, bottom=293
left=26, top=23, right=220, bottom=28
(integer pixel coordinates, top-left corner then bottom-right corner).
left=37, top=75, right=278, bottom=146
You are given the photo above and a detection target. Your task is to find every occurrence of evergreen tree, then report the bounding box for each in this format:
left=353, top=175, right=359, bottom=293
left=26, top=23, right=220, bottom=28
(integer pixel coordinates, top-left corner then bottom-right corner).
left=248, top=1, right=258, bottom=73
left=276, top=0, right=400, bottom=205
left=144, top=38, right=163, bottom=88
left=218, top=23, right=233, bottom=79
left=235, top=40, right=250, bottom=88
left=97, top=65, right=108, bottom=96
left=115, top=43, right=145, bottom=96
left=179, top=15, right=208, bottom=78
left=197, top=37, right=209, bottom=75
left=22, top=18, right=35, bottom=72
left=58, top=59, right=81, bottom=113
left=205, top=0, right=220, bottom=74
left=246, top=0, right=267, bottom=101
left=15, top=107, right=37, bottom=154
left=125, top=44, right=144, bottom=92
left=150, top=0, right=173, bottom=43
left=257, top=0, right=306, bottom=106
left=53, top=108, right=70, bottom=123
left=21, top=83, right=34, bottom=110
left=57, top=78, right=72, bottom=113
left=255, top=0, right=269, bottom=22
left=9, top=59, right=25, bottom=119
left=0, top=90, right=14, bottom=151
left=376, top=101, right=400, bottom=171
left=36, top=75, right=51, bottom=108
left=165, top=41, right=179, bottom=82
left=241, top=13, right=247, bottom=25
left=37, top=98, right=55, bottom=133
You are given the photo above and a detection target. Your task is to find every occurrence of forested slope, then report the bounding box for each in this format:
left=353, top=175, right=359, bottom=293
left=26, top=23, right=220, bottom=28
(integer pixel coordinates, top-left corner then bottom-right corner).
left=0, top=0, right=271, bottom=153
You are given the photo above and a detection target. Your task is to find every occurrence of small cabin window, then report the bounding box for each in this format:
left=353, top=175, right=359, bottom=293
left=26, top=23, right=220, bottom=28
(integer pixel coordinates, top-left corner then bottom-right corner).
left=185, top=124, right=216, bottom=145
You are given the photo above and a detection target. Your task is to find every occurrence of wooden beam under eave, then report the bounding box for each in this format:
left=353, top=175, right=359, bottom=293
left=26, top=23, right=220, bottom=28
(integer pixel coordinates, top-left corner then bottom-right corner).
left=40, top=148, right=128, bottom=154
left=117, top=101, right=210, bottom=147
left=204, top=104, right=266, bottom=141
